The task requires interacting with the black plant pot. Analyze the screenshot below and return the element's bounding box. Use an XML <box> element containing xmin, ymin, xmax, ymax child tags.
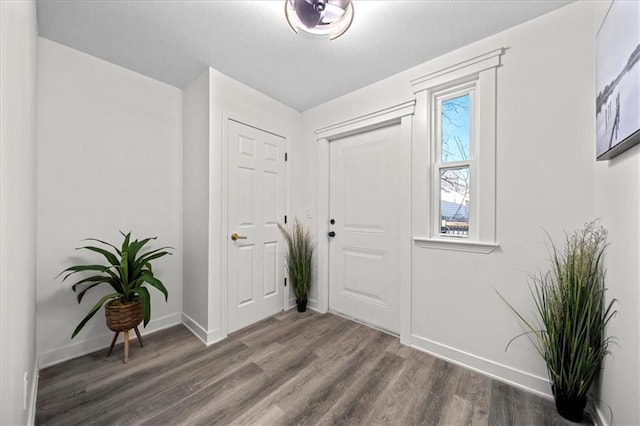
<box><xmin>296</xmin><ymin>298</ymin><xmax>307</xmax><ymax>312</ymax></box>
<box><xmin>554</xmin><ymin>393</ymin><xmax>587</xmax><ymax>422</ymax></box>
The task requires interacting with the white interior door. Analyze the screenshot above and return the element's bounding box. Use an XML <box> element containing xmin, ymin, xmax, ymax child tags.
<box><xmin>329</xmin><ymin>124</ymin><xmax>402</xmax><ymax>334</ymax></box>
<box><xmin>227</xmin><ymin>119</ymin><xmax>286</xmax><ymax>333</ymax></box>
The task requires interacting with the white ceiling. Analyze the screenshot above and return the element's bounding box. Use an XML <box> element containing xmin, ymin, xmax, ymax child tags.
<box><xmin>36</xmin><ymin>0</ymin><xmax>573</xmax><ymax>111</ymax></box>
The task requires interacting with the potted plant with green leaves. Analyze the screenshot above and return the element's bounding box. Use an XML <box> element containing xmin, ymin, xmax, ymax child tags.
<box><xmin>278</xmin><ymin>219</ymin><xmax>315</xmax><ymax>312</ymax></box>
<box><xmin>498</xmin><ymin>221</ymin><xmax>617</xmax><ymax>422</ymax></box>
<box><xmin>59</xmin><ymin>231</ymin><xmax>173</xmax><ymax>362</ymax></box>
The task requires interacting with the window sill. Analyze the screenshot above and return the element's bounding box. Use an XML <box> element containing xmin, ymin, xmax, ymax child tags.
<box><xmin>413</xmin><ymin>237</ymin><xmax>499</xmax><ymax>254</ymax></box>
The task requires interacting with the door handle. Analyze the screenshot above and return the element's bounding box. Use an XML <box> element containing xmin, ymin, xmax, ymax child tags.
<box><xmin>230</xmin><ymin>232</ymin><xmax>247</xmax><ymax>241</ymax></box>
<box><xmin>327</xmin><ymin>231</ymin><xmax>336</xmax><ymax>237</ymax></box>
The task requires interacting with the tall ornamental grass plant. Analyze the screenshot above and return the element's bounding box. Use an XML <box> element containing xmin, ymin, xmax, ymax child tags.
<box><xmin>278</xmin><ymin>219</ymin><xmax>314</xmax><ymax>311</ymax></box>
<box><xmin>498</xmin><ymin>221</ymin><xmax>616</xmax><ymax>421</ymax></box>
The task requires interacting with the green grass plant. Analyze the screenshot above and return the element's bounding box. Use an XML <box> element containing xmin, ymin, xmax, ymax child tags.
<box><xmin>278</xmin><ymin>219</ymin><xmax>314</xmax><ymax>302</ymax></box>
<box><xmin>498</xmin><ymin>221</ymin><xmax>616</xmax><ymax>403</ymax></box>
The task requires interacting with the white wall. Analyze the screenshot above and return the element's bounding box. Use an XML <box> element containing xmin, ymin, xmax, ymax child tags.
<box><xmin>0</xmin><ymin>0</ymin><xmax>39</xmax><ymax>423</ymax></box>
<box><xmin>411</xmin><ymin>1</ymin><xmax>597</xmax><ymax>396</ymax></box>
<box><xmin>592</xmin><ymin>4</ymin><xmax>640</xmax><ymax>425</ymax></box>
<box><xmin>182</xmin><ymin>67</ymin><xmax>302</xmax><ymax>343</ymax></box>
<box><xmin>182</xmin><ymin>71</ymin><xmax>211</xmax><ymax>336</ymax></box>
<box><xmin>593</xmin><ymin>147</ymin><xmax>640</xmax><ymax>425</ymax></box>
<box><xmin>300</xmin><ymin>0</ymin><xmax>627</xmax><ymax>406</ymax></box>
<box><xmin>36</xmin><ymin>38</ymin><xmax>184</xmax><ymax>367</ymax></box>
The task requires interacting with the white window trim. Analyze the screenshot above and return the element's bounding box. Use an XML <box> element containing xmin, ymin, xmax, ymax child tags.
<box><xmin>412</xmin><ymin>237</ymin><xmax>499</xmax><ymax>254</ymax></box>
<box><xmin>433</xmin><ymin>85</ymin><xmax>476</xmax><ymax>240</ymax></box>
<box><xmin>411</xmin><ymin>48</ymin><xmax>503</xmax><ymax>253</ymax></box>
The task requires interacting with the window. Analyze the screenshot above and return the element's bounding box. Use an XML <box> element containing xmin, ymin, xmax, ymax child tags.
<box><xmin>436</xmin><ymin>90</ymin><xmax>473</xmax><ymax>238</ymax></box>
<box><xmin>411</xmin><ymin>49</ymin><xmax>502</xmax><ymax>253</ymax></box>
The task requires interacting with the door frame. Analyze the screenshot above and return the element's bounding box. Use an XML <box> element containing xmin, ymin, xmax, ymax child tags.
<box><xmin>220</xmin><ymin>110</ymin><xmax>290</xmax><ymax>339</ymax></box>
<box><xmin>315</xmin><ymin>100</ymin><xmax>415</xmax><ymax>344</ymax></box>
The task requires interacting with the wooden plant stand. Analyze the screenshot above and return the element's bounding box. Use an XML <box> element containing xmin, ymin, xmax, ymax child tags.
<box><xmin>105</xmin><ymin>298</ymin><xmax>144</xmax><ymax>363</ymax></box>
<box><xmin>107</xmin><ymin>326</ymin><xmax>144</xmax><ymax>363</ymax></box>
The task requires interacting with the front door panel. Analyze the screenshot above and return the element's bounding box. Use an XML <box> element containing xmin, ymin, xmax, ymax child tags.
<box><xmin>329</xmin><ymin>124</ymin><xmax>401</xmax><ymax>334</ymax></box>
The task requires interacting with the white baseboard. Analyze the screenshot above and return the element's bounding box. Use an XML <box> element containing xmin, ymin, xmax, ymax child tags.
<box><xmin>410</xmin><ymin>334</ymin><xmax>552</xmax><ymax>399</ymax></box>
<box><xmin>593</xmin><ymin>401</ymin><xmax>610</xmax><ymax>426</ymax></box>
<box><xmin>38</xmin><ymin>312</ymin><xmax>182</xmax><ymax>369</ymax></box>
<box><xmin>27</xmin><ymin>357</ymin><xmax>39</xmax><ymax>426</ymax></box>
<box><xmin>181</xmin><ymin>313</ymin><xmax>224</xmax><ymax>346</ymax></box>
<box><xmin>307</xmin><ymin>298</ymin><xmax>321</xmax><ymax>312</ymax></box>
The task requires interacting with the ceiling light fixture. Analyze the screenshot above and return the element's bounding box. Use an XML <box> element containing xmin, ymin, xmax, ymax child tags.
<box><xmin>285</xmin><ymin>0</ymin><xmax>354</xmax><ymax>40</ymax></box>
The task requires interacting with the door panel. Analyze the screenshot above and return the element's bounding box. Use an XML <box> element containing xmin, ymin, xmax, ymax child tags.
<box><xmin>329</xmin><ymin>124</ymin><xmax>401</xmax><ymax>334</ymax></box>
<box><xmin>263</xmin><ymin>242</ymin><xmax>277</xmax><ymax>296</ymax></box>
<box><xmin>237</xmin><ymin>246</ymin><xmax>254</xmax><ymax>305</ymax></box>
<box><xmin>228</xmin><ymin>120</ymin><xmax>285</xmax><ymax>333</ymax></box>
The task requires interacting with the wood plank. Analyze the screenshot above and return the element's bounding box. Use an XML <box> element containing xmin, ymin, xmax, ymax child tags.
<box><xmin>238</xmin><ymin>309</ymin><xmax>320</xmax><ymax>348</ymax></box>
<box><xmin>230</xmin><ymin>402</ymin><xmax>285</xmax><ymax>425</ymax></box>
<box><xmin>418</xmin><ymin>358</ymin><xmax>465</xmax><ymax>425</ymax></box>
<box><xmin>230</xmin><ymin>322</ymin><xmax>382</xmax><ymax>426</ymax></box>
<box><xmin>316</xmin><ymin>352</ymin><xmax>405</xmax><ymax>425</ymax></box>
<box><xmin>274</xmin><ymin>330</ymin><xmax>398</xmax><ymax>425</ymax></box>
<box><xmin>36</xmin><ymin>313</ymin><xmax>581</xmax><ymax>426</ymax></box>
<box><xmin>37</xmin><ymin>325</ymin><xmax>197</xmax><ymax>403</ymax></box>
<box><xmin>102</xmin><ymin>341</ymin><xmax>285</xmax><ymax>425</ymax></box>
<box><xmin>139</xmin><ymin>362</ymin><xmax>266</xmax><ymax>426</ymax></box>
<box><xmin>165</xmin><ymin>351</ymin><xmax>319</xmax><ymax>425</ymax></box>
<box><xmin>365</xmin><ymin>351</ymin><xmax>437</xmax><ymax>425</ymax></box>
<box><xmin>453</xmin><ymin>367</ymin><xmax>492</xmax><ymax>424</ymax></box>
<box><xmin>439</xmin><ymin>394</ymin><xmax>475</xmax><ymax>425</ymax></box>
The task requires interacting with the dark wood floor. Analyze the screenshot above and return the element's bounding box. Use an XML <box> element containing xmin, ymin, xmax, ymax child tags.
<box><xmin>37</xmin><ymin>310</ymin><xmax>583</xmax><ymax>425</ymax></box>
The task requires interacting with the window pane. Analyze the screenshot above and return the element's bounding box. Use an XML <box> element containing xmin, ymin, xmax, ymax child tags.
<box><xmin>441</xmin><ymin>94</ymin><xmax>470</xmax><ymax>163</ymax></box>
<box><xmin>440</xmin><ymin>167</ymin><xmax>469</xmax><ymax>236</ymax></box>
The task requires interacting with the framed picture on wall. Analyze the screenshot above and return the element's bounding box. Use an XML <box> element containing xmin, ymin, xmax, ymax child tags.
<box><xmin>595</xmin><ymin>0</ymin><xmax>640</xmax><ymax>161</ymax></box>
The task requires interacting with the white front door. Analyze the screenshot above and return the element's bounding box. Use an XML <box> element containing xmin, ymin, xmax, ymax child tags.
<box><xmin>328</xmin><ymin>124</ymin><xmax>402</xmax><ymax>334</ymax></box>
<box><xmin>227</xmin><ymin>119</ymin><xmax>286</xmax><ymax>333</ymax></box>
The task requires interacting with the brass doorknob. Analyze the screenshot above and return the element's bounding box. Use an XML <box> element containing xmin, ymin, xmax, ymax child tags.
<box><xmin>230</xmin><ymin>232</ymin><xmax>247</xmax><ymax>241</ymax></box>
